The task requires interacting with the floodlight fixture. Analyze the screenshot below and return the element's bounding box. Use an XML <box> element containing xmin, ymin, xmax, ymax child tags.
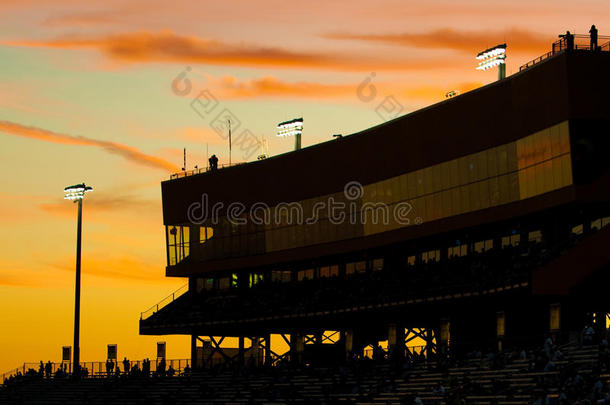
<box><xmin>277</xmin><ymin>117</ymin><xmax>303</xmax><ymax>150</ymax></box>
<box><xmin>476</xmin><ymin>44</ymin><xmax>506</xmax><ymax>80</ymax></box>
<box><xmin>64</xmin><ymin>183</ymin><xmax>93</xmax><ymax>201</ymax></box>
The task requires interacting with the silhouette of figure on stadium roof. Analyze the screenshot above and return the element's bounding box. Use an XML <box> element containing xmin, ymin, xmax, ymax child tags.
<box><xmin>590</xmin><ymin>25</ymin><xmax>598</xmax><ymax>50</ymax></box>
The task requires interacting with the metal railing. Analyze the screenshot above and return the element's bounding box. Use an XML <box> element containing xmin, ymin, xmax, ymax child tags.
<box><xmin>520</xmin><ymin>34</ymin><xmax>610</xmax><ymax>72</ymax></box>
<box><xmin>2</xmin><ymin>359</ymin><xmax>191</xmax><ymax>383</ymax></box>
<box><xmin>170</xmin><ymin>162</ymin><xmax>247</xmax><ymax>180</ymax></box>
<box><xmin>140</xmin><ymin>283</ymin><xmax>188</xmax><ymax>320</ymax></box>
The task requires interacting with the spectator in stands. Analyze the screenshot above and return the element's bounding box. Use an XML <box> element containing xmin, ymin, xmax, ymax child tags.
<box><xmin>583</xmin><ymin>324</ymin><xmax>596</xmax><ymax>345</ymax></box>
<box><xmin>44</xmin><ymin>361</ymin><xmax>52</xmax><ymax>378</ymax></box>
<box><xmin>122</xmin><ymin>357</ymin><xmax>130</xmax><ymax>375</ymax></box>
<box><xmin>38</xmin><ymin>361</ymin><xmax>43</xmax><ymax>376</ymax></box>
<box><xmin>544</xmin><ymin>334</ymin><xmax>554</xmax><ymax>359</ymax></box>
<box><xmin>157</xmin><ymin>358</ymin><xmax>166</xmax><ymax>376</ymax></box>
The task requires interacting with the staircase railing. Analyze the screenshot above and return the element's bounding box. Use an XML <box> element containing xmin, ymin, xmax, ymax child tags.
<box><xmin>140</xmin><ymin>283</ymin><xmax>188</xmax><ymax>320</ymax></box>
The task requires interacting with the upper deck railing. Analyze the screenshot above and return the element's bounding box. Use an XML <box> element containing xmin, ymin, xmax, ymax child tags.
<box><xmin>520</xmin><ymin>34</ymin><xmax>610</xmax><ymax>72</ymax></box>
<box><xmin>169</xmin><ymin>162</ymin><xmax>248</xmax><ymax>180</ymax></box>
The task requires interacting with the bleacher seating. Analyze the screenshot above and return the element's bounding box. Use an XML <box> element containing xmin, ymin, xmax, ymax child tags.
<box><xmin>1</xmin><ymin>343</ymin><xmax>602</xmax><ymax>404</ymax></box>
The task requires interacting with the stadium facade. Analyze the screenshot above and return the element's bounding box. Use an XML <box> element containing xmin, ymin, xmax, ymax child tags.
<box><xmin>140</xmin><ymin>43</ymin><xmax>610</xmax><ymax>367</ymax></box>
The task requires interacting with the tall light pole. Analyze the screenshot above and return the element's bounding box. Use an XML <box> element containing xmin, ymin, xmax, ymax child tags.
<box><xmin>277</xmin><ymin>117</ymin><xmax>303</xmax><ymax>151</ymax></box>
<box><xmin>476</xmin><ymin>44</ymin><xmax>507</xmax><ymax>81</ymax></box>
<box><xmin>64</xmin><ymin>183</ymin><xmax>93</xmax><ymax>378</ymax></box>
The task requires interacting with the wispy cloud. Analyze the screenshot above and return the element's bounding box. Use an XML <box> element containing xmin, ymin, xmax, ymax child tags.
<box><xmin>0</xmin><ymin>120</ymin><xmax>179</xmax><ymax>172</ymax></box>
<box><xmin>202</xmin><ymin>74</ymin><xmax>482</xmax><ymax>103</ymax></box>
<box><xmin>323</xmin><ymin>28</ymin><xmax>553</xmax><ymax>54</ymax></box>
<box><xmin>2</xmin><ymin>30</ymin><xmax>450</xmax><ymax>72</ymax></box>
<box><xmin>50</xmin><ymin>255</ymin><xmax>166</xmax><ymax>282</ymax></box>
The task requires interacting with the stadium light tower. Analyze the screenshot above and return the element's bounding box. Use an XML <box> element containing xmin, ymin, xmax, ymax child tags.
<box><xmin>64</xmin><ymin>183</ymin><xmax>93</xmax><ymax>378</ymax></box>
<box><xmin>277</xmin><ymin>117</ymin><xmax>304</xmax><ymax>151</ymax></box>
<box><xmin>476</xmin><ymin>44</ymin><xmax>507</xmax><ymax>81</ymax></box>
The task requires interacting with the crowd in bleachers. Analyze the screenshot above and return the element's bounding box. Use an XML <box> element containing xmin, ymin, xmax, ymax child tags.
<box><xmin>3</xmin><ymin>334</ymin><xmax>610</xmax><ymax>404</ymax></box>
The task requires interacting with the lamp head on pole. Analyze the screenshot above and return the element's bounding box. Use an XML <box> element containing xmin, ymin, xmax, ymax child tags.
<box><xmin>64</xmin><ymin>183</ymin><xmax>93</xmax><ymax>202</ymax></box>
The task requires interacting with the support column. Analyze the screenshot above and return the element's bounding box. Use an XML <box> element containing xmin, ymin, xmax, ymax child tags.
<box><xmin>190</xmin><ymin>334</ymin><xmax>198</xmax><ymax>369</ymax></box>
<box><xmin>439</xmin><ymin>319</ymin><xmax>450</xmax><ymax>353</ymax></box>
<box><xmin>425</xmin><ymin>329</ymin><xmax>434</xmax><ymax>360</ymax></box>
<box><xmin>264</xmin><ymin>334</ymin><xmax>271</xmax><ymax>365</ymax></box>
<box><xmin>388</xmin><ymin>324</ymin><xmax>405</xmax><ymax>360</ymax></box>
<box><xmin>238</xmin><ymin>336</ymin><xmax>245</xmax><ymax>365</ymax></box>
<box><xmin>344</xmin><ymin>330</ymin><xmax>354</xmax><ymax>360</ymax></box>
<box><xmin>496</xmin><ymin>312</ymin><xmax>505</xmax><ymax>352</ymax></box>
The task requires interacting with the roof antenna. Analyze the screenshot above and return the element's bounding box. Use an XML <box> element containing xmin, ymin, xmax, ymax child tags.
<box><xmin>182</xmin><ymin>148</ymin><xmax>186</xmax><ymax>171</ymax></box>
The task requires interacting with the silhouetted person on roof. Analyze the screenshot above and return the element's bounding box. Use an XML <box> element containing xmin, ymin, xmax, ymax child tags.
<box><xmin>559</xmin><ymin>31</ymin><xmax>574</xmax><ymax>51</ymax></box>
<box><xmin>209</xmin><ymin>154</ymin><xmax>218</xmax><ymax>171</ymax></box>
<box><xmin>590</xmin><ymin>25</ymin><xmax>598</xmax><ymax>50</ymax></box>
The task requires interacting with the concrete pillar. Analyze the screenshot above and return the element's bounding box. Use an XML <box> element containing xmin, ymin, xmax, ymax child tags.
<box><xmin>388</xmin><ymin>324</ymin><xmax>405</xmax><ymax>360</ymax></box>
<box><xmin>440</xmin><ymin>319</ymin><xmax>450</xmax><ymax>352</ymax></box>
<box><xmin>190</xmin><ymin>335</ymin><xmax>198</xmax><ymax>369</ymax></box>
<box><xmin>238</xmin><ymin>336</ymin><xmax>245</xmax><ymax>365</ymax></box>
<box><xmin>264</xmin><ymin>334</ymin><xmax>272</xmax><ymax>365</ymax></box>
<box><xmin>425</xmin><ymin>329</ymin><xmax>434</xmax><ymax>359</ymax></box>
<box><xmin>496</xmin><ymin>312</ymin><xmax>505</xmax><ymax>352</ymax></box>
<box><xmin>344</xmin><ymin>330</ymin><xmax>354</xmax><ymax>360</ymax></box>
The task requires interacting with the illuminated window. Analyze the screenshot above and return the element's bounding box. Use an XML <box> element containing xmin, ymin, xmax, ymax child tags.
<box><xmin>422</xmin><ymin>250</ymin><xmax>440</xmax><ymax>263</ymax></box>
<box><xmin>298</xmin><ymin>268</ymin><xmax>314</xmax><ymax>281</ymax></box>
<box><xmin>167</xmin><ymin>226</ymin><xmax>189</xmax><ymax>266</ymax></box>
<box><xmin>218</xmin><ymin>277</ymin><xmax>230</xmax><ymax>289</ymax></box>
<box><xmin>320</xmin><ymin>265</ymin><xmax>339</xmax><ymax>278</ymax></box>
<box><xmin>528</xmin><ymin>230</ymin><xmax>542</xmax><ymax>243</ymax></box>
<box><xmin>372</xmin><ymin>258</ymin><xmax>384</xmax><ymax>271</ymax></box>
<box><xmin>272</xmin><ymin>270</ymin><xmax>292</xmax><ymax>283</ymax></box>
<box><xmin>550</xmin><ymin>303</ymin><xmax>561</xmax><ymax>331</ymax></box>
<box><xmin>407</xmin><ymin>255</ymin><xmax>416</xmax><ymax>266</ymax></box>
<box><xmin>572</xmin><ymin>224</ymin><xmax>583</xmax><ymax>235</ymax></box>
<box><xmin>249</xmin><ymin>272</ymin><xmax>264</xmax><ymax>287</ymax></box>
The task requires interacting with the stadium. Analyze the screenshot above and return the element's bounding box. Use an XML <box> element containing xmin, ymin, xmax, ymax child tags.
<box><xmin>3</xmin><ymin>32</ymin><xmax>610</xmax><ymax>405</ymax></box>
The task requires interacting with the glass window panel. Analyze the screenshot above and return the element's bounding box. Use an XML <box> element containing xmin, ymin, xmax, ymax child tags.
<box><xmin>485</xmin><ymin>239</ymin><xmax>494</xmax><ymax>250</ymax></box>
<box><xmin>487</xmin><ymin>147</ymin><xmax>499</xmax><ymax>177</ymax></box>
<box><xmin>497</xmin><ymin>144</ymin><xmax>508</xmax><ymax>175</ymax></box>
<box><xmin>423</xmin><ymin>167</ymin><xmax>434</xmax><ymax>195</ymax></box>
<box><xmin>432</xmin><ymin>164</ymin><xmax>442</xmax><ymax>194</ymax></box>
<box><xmin>407</xmin><ymin>172</ymin><xmax>418</xmax><ymax>200</ymax></box>
<box><xmin>479</xmin><ymin>179</ymin><xmax>490</xmax><ymax>210</ymax></box>
<box><xmin>476</xmin><ymin>151</ymin><xmax>488</xmax><ymax>182</ymax></box>
<box><xmin>449</xmin><ymin>158</ymin><xmax>460</xmax><ymax>188</ymax></box>
<box><xmin>440</xmin><ymin>161</ymin><xmax>451</xmax><ymax>191</ymax></box>
<box><xmin>407</xmin><ymin>255</ymin><xmax>416</xmax><ymax>266</ymax></box>
<box><xmin>591</xmin><ymin>218</ymin><xmax>602</xmax><ymax>230</ymax></box>
<box><xmin>415</xmin><ymin>169</ymin><xmax>425</xmax><ymax>197</ymax></box>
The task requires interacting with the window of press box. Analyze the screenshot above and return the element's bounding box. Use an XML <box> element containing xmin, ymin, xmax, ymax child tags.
<box><xmin>421</xmin><ymin>250</ymin><xmax>439</xmax><ymax>263</ymax></box>
<box><xmin>346</xmin><ymin>261</ymin><xmax>366</xmax><ymax>276</ymax></box>
<box><xmin>298</xmin><ymin>268</ymin><xmax>315</xmax><ymax>281</ymax></box>
<box><xmin>474</xmin><ymin>240</ymin><xmax>494</xmax><ymax>253</ymax></box>
<box><xmin>167</xmin><ymin>226</ymin><xmax>189</xmax><ymax>266</ymax></box>
<box><xmin>448</xmin><ymin>244</ymin><xmax>467</xmax><ymax>258</ymax></box>
<box><xmin>196</xmin><ymin>278</ymin><xmax>214</xmax><ymax>292</ymax></box>
<box><xmin>272</xmin><ymin>270</ymin><xmax>292</xmax><ymax>283</ymax></box>
<box><xmin>372</xmin><ymin>258</ymin><xmax>384</xmax><ymax>271</ymax></box>
<box><xmin>591</xmin><ymin>217</ymin><xmax>610</xmax><ymax>231</ymax></box>
<box><xmin>501</xmin><ymin>234</ymin><xmax>520</xmax><ymax>248</ymax></box>
<box><xmin>528</xmin><ymin>230</ymin><xmax>542</xmax><ymax>243</ymax></box>
<box><xmin>319</xmin><ymin>265</ymin><xmax>339</xmax><ymax>278</ymax></box>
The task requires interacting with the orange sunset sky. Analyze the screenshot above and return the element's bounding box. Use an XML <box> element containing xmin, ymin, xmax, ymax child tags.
<box><xmin>0</xmin><ymin>0</ymin><xmax>606</xmax><ymax>373</ymax></box>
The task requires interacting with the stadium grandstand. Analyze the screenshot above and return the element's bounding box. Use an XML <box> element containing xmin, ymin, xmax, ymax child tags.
<box><xmin>4</xmin><ymin>30</ymin><xmax>610</xmax><ymax>405</ymax></box>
